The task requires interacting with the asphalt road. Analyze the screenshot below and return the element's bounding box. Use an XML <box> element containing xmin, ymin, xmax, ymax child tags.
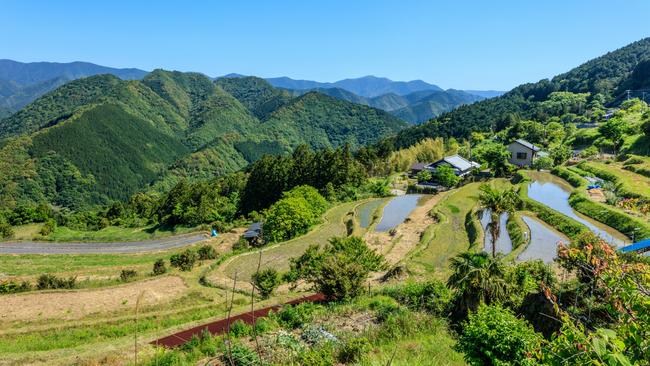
<box><xmin>0</xmin><ymin>233</ymin><xmax>209</xmax><ymax>254</ymax></box>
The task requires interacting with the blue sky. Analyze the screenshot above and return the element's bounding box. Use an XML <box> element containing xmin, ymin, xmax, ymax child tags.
<box><xmin>1</xmin><ymin>0</ymin><xmax>649</xmax><ymax>90</ymax></box>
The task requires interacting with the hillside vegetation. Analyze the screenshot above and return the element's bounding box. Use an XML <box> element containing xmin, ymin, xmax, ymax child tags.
<box><xmin>0</xmin><ymin>73</ymin><xmax>406</xmax><ymax>208</ymax></box>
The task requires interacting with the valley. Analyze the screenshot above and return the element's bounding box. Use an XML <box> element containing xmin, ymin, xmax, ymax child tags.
<box><xmin>1</xmin><ymin>33</ymin><xmax>650</xmax><ymax>366</ymax></box>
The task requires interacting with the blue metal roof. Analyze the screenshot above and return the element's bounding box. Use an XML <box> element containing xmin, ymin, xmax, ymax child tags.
<box><xmin>619</xmin><ymin>238</ymin><xmax>650</xmax><ymax>253</ymax></box>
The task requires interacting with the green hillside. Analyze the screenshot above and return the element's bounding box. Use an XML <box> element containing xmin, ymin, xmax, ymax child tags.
<box><xmin>391</xmin><ymin>37</ymin><xmax>650</xmax><ymax>147</ymax></box>
<box><xmin>0</xmin><ymin>71</ymin><xmax>406</xmax><ymax>209</ymax></box>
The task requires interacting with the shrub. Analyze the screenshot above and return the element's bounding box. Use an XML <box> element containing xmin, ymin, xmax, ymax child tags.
<box><xmin>197</xmin><ymin>245</ymin><xmax>217</xmax><ymax>260</ymax></box>
<box><xmin>274</xmin><ymin>303</ymin><xmax>321</xmax><ymax>329</ymax></box>
<box><xmin>579</xmin><ymin>145</ymin><xmax>598</xmax><ymax>158</ymax></box>
<box><xmin>457</xmin><ymin>304</ymin><xmax>542</xmax><ymax>366</ymax></box>
<box><xmin>0</xmin><ymin>222</ymin><xmax>14</xmax><ymax>239</ymax></box>
<box><xmin>253</xmin><ymin>317</ymin><xmax>278</xmax><ymax>334</ymax></box>
<box><xmin>36</xmin><ymin>274</ymin><xmax>76</xmax><ymax>289</ymax></box>
<box><xmin>337</xmin><ymin>337</ymin><xmax>371</xmax><ymax>363</ymax></box>
<box><xmin>170</xmin><ymin>249</ymin><xmax>198</xmax><ymax>271</ymax></box>
<box><xmin>0</xmin><ymin>280</ymin><xmax>31</xmax><ymax>294</ymax></box>
<box><xmin>152</xmin><ymin>259</ymin><xmax>167</xmax><ymax>275</ymax></box>
<box><xmin>286</xmin><ymin>236</ymin><xmax>385</xmax><ymax>301</ymax></box>
<box><xmin>435</xmin><ymin>165</ymin><xmax>460</xmax><ymax>188</ymax></box>
<box><xmin>229</xmin><ymin>319</ymin><xmax>253</xmax><ymax>338</ymax></box>
<box><xmin>381</xmin><ymin>280</ymin><xmax>452</xmax><ymax>315</ymax></box>
<box><xmin>39</xmin><ymin>218</ymin><xmax>57</xmax><ymax>236</ymax></box>
<box><xmin>296</xmin><ymin>345</ymin><xmax>336</xmax><ymax>366</ymax></box>
<box><xmin>120</xmin><ymin>269</ymin><xmax>137</xmax><ymax>282</ymax></box>
<box><xmin>233</xmin><ymin>238</ymin><xmax>250</xmax><ymax>251</ymax></box>
<box><xmin>251</xmin><ymin>268</ymin><xmax>281</xmax><ymax>299</ymax></box>
<box><xmin>532</xmin><ymin>156</ymin><xmax>554</xmax><ymax>170</ymax></box>
<box><xmin>222</xmin><ymin>343</ymin><xmax>260</xmax><ymax>366</ymax></box>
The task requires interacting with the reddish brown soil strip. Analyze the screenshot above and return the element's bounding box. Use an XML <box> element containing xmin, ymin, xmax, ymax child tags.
<box><xmin>150</xmin><ymin>293</ymin><xmax>327</xmax><ymax>348</ymax></box>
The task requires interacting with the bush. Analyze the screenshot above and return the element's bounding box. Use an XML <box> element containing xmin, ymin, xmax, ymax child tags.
<box><xmin>381</xmin><ymin>280</ymin><xmax>452</xmax><ymax>315</ymax></box>
<box><xmin>0</xmin><ymin>280</ymin><xmax>31</xmax><ymax>294</ymax></box>
<box><xmin>120</xmin><ymin>269</ymin><xmax>137</xmax><ymax>282</ymax></box>
<box><xmin>197</xmin><ymin>245</ymin><xmax>217</xmax><ymax>260</ymax></box>
<box><xmin>263</xmin><ymin>196</ymin><xmax>316</xmax><ymax>242</ymax></box>
<box><xmin>170</xmin><ymin>249</ymin><xmax>198</xmax><ymax>271</ymax></box>
<box><xmin>39</xmin><ymin>218</ymin><xmax>57</xmax><ymax>236</ymax></box>
<box><xmin>274</xmin><ymin>303</ymin><xmax>321</xmax><ymax>329</ymax></box>
<box><xmin>251</xmin><ymin>268</ymin><xmax>281</xmax><ymax>299</ymax></box>
<box><xmin>229</xmin><ymin>319</ymin><xmax>253</xmax><ymax>338</ymax></box>
<box><xmin>435</xmin><ymin>165</ymin><xmax>460</xmax><ymax>188</ymax></box>
<box><xmin>532</xmin><ymin>156</ymin><xmax>554</xmax><ymax>170</ymax></box>
<box><xmin>152</xmin><ymin>259</ymin><xmax>167</xmax><ymax>275</ymax></box>
<box><xmin>457</xmin><ymin>304</ymin><xmax>542</xmax><ymax>366</ymax></box>
<box><xmin>286</xmin><ymin>236</ymin><xmax>385</xmax><ymax>301</ymax></box>
<box><xmin>337</xmin><ymin>337</ymin><xmax>371</xmax><ymax>363</ymax></box>
<box><xmin>36</xmin><ymin>274</ymin><xmax>76</xmax><ymax>290</ymax></box>
<box><xmin>0</xmin><ymin>222</ymin><xmax>14</xmax><ymax>239</ymax></box>
<box><xmin>296</xmin><ymin>345</ymin><xmax>337</xmax><ymax>366</ymax></box>
<box><xmin>233</xmin><ymin>238</ymin><xmax>250</xmax><ymax>251</ymax></box>
<box><xmin>222</xmin><ymin>343</ymin><xmax>260</xmax><ymax>366</ymax></box>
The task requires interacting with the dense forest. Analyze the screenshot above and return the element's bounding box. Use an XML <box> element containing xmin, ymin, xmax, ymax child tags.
<box><xmin>0</xmin><ymin>72</ymin><xmax>406</xmax><ymax>209</ymax></box>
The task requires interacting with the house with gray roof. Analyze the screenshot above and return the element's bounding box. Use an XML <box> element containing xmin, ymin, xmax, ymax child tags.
<box><xmin>507</xmin><ymin>139</ymin><xmax>546</xmax><ymax>167</ymax></box>
<box><xmin>427</xmin><ymin>154</ymin><xmax>481</xmax><ymax>177</ymax></box>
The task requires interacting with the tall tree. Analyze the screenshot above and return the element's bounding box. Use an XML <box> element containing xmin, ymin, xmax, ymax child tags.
<box><xmin>478</xmin><ymin>184</ymin><xmax>519</xmax><ymax>256</ymax></box>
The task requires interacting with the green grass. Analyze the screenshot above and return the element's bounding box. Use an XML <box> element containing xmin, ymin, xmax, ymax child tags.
<box><xmin>583</xmin><ymin>161</ymin><xmax>650</xmax><ymax>199</ymax></box>
<box><xmin>408</xmin><ymin>183</ymin><xmax>480</xmax><ymax>277</ymax></box>
<box><xmin>44</xmin><ymin>225</ymin><xmax>199</xmax><ymax>242</ymax></box>
<box><xmin>360</xmin><ymin>329</ymin><xmax>466</xmax><ymax>366</ymax></box>
<box><xmin>220</xmin><ymin>201</ymin><xmax>358</xmax><ymax>281</ymax></box>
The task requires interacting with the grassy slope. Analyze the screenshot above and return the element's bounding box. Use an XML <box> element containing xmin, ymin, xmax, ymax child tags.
<box><xmin>220</xmin><ymin>201</ymin><xmax>358</xmax><ymax>281</ymax></box>
<box><xmin>583</xmin><ymin>160</ymin><xmax>650</xmax><ymax>198</ymax></box>
<box><xmin>408</xmin><ymin>182</ymin><xmax>480</xmax><ymax>277</ymax></box>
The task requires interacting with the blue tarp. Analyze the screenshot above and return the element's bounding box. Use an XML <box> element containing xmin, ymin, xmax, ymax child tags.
<box><xmin>619</xmin><ymin>239</ymin><xmax>650</xmax><ymax>253</ymax></box>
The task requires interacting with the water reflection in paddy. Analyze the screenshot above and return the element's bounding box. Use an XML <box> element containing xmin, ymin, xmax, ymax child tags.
<box><xmin>375</xmin><ymin>195</ymin><xmax>423</xmax><ymax>232</ymax></box>
<box><xmin>357</xmin><ymin>199</ymin><xmax>386</xmax><ymax>228</ymax></box>
<box><xmin>526</xmin><ymin>172</ymin><xmax>627</xmax><ymax>247</ymax></box>
<box><xmin>517</xmin><ymin>215</ymin><xmax>568</xmax><ymax>263</ymax></box>
<box><xmin>479</xmin><ymin>209</ymin><xmax>512</xmax><ymax>254</ymax></box>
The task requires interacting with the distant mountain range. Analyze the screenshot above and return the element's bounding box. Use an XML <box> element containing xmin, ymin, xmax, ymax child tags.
<box><xmin>0</xmin><ymin>59</ymin><xmax>147</xmax><ymax>116</ymax></box>
<box><xmin>0</xmin><ymin>59</ymin><xmax>504</xmax><ymax>123</ymax></box>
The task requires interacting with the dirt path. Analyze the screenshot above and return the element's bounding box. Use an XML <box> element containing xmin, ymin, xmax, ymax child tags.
<box><xmin>0</xmin><ymin>233</ymin><xmax>209</xmax><ymax>254</ymax></box>
<box><xmin>0</xmin><ymin>276</ymin><xmax>188</xmax><ymax>323</ymax></box>
<box><xmin>365</xmin><ymin>193</ymin><xmax>447</xmax><ymax>266</ymax></box>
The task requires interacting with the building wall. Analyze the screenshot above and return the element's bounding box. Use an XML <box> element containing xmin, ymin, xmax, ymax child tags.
<box><xmin>507</xmin><ymin>143</ymin><xmax>534</xmax><ymax>167</ymax></box>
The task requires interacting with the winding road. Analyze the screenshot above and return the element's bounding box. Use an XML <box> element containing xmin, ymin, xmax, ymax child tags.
<box><xmin>0</xmin><ymin>233</ymin><xmax>209</xmax><ymax>254</ymax></box>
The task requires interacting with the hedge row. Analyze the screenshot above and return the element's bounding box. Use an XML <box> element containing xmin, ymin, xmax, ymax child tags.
<box><xmin>551</xmin><ymin>167</ymin><xmax>586</xmax><ymax>188</ymax></box>
<box><xmin>624</xmin><ymin>165</ymin><xmax>650</xmax><ymax>179</ymax></box>
<box><xmin>515</xmin><ymin>171</ymin><xmax>588</xmax><ymax>240</ymax></box>
<box><xmin>576</xmin><ymin>162</ymin><xmax>641</xmax><ymax>199</ymax></box>
<box><xmin>569</xmin><ymin>193</ymin><xmax>650</xmax><ymax>241</ymax></box>
<box><xmin>521</xmin><ymin>198</ymin><xmax>588</xmax><ymax>240</ymax></box>
<box><xmin>506</xmin><ymin>214</ymin><xmax>527</xmax><ymax>250</ymax></box>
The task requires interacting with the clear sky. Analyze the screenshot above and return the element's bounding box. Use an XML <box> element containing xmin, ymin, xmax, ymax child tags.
<box><xmin>1</xmin><ymin>0</ymin><xmax>649</xmax><ymax>90</ymax></box>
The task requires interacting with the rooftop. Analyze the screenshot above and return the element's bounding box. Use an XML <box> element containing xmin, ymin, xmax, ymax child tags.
<box><xmin>512</xmin><ymin>139</ymin><xmax>541</xmax><ymax>152</ymax></box>
<box><xmin>433</xmin><ymin>154</ymin><xmax>480</xmax><ymax>171</ymax></box>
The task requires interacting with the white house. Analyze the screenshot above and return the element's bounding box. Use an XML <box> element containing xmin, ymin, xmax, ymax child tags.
<box><xmin>410</xmin><ymin>155</ymin><xmax>481</xmax><ymax>180</ymax></box>
<box><xmin>507</xmin><ymin>139</ymin><xmax>547</xmax><ymax>167</ymax></box>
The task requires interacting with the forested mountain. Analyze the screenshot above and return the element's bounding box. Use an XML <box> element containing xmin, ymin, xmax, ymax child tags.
<box><xmin>0</xmin><ymin>73</ymin><xmax>406</xmax><ymax>208</ymax></box>
<box><xmin>286</xmin><ymin>86</ymin><xmax>484</xmax><ymax>123</ymax></box>
<box><xmin>390</xmin><ymin>37</ymin><xmax>650</xmax><ymax>148</ymax></box>
<box><xmin>265</xmin><ymin>75</ymin><xmax>443</xmax><ymax>97</ymax></box>
<box><xmin>0</xmin><ymin>59</ymin><xmax>148</xmax><ymax>114</ymax></box>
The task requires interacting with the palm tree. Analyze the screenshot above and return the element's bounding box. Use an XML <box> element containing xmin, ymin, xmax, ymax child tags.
<box><xmin>478</xmin><ymin>184</ymin><xmax>519</xmax><ymax>257</ymax></box>
<box><xmin>447</xmin><ymin>251</ymin><xmax>509</xmax><ymax>314</ymax></box>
